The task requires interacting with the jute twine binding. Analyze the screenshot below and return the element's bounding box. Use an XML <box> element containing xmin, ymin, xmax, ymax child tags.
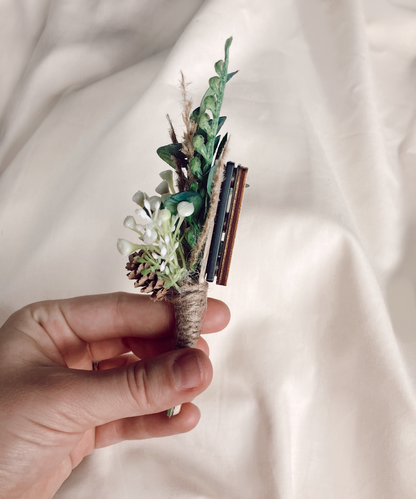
<box><xmin>165</xmin><ymin>278</ymin><xmax>209</xmax><ymax>348</ymax></box>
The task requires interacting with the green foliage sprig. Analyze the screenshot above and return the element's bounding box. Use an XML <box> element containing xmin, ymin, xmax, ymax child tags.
<box><xmin>156</xmin><ymin>37</ymin><xmax>237</xmax><ymax>248</ymax></box>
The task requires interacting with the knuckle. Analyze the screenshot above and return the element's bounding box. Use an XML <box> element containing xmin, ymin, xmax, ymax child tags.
<box><xmin>125</xmin><ymin>361</ymin><xmax>154</xmax><ymax>414</ymax></box>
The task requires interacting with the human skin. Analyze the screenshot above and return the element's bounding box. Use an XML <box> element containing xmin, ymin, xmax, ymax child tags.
<box><xmin>0</xmin><ymin>292</ymin><xmax>230</xmax><ymax>499</ymax></box>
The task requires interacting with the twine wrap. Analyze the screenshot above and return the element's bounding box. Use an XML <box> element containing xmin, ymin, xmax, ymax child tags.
<box><xmin>166</xmin><ymin>278</ymin><xmax>209</xmax><ymax>348</ymax></box>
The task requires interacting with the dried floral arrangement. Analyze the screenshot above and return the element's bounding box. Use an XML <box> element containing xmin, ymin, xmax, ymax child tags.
<box><xmin>117</xmin><ymin>38</ymin><xmax>247</xmax><ymax>415</ymax></box>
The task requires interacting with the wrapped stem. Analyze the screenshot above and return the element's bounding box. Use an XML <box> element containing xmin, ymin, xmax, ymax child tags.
<box><xmin>166</xmin><ymin>278</ymin><xmax>208</xmax><ymax>348</ymax></box>
<box><xmin>165</xmin><ymin>278</ymin><xmax>208</xmax><ymax>418</ymax></box>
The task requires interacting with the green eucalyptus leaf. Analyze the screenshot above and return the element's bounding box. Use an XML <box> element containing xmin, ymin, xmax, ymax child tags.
<box><xmin>209</xmin><ymin>76</ymin><xmax>220</xmax><ymax>94</ymax></box>
<box><xmin>190</xmin><ymin>157</ymin><xmax>202</xmax><ymax>178</ymax></box>
<box><xmin>163</xmin><ymin>191</ymin><xmax>203</xmax><ymax>217</ymax></box>
<box><xmin>193</xmin><ymin>134</ymin><xmax>206</xmax><ymax>148</ymax></box>
<box><xmin>157</xmin><ymin>143</ymin><xmax>186</xmax><ymax>168</ymax></box>
<box><xmin>204</xmin><ymin>95</ymin><xmax>217</xmax><ymax>115</ymax></box>
<box><xmin>215</xmin><ymin>60</ymin><xmax>224</xmax><ymax>76</ymax></box>
<box><xmin>199</xmin><ymin>87</ymin><xmax>215</xmax><ymax>115</ymax></box>
<box><xmin>198</xmin><ymin>113</ymin><xmax>212</xmax><ymax>135</ymax></box>
<box><xmin>189</xmin><ymin>181</ymin><xmax>199</xmax><ymax>192</ymax></box>
<box><xmin>193</xmin><ymin>134</ymin><xmax>209</xmax><ymax>162</ymax></box>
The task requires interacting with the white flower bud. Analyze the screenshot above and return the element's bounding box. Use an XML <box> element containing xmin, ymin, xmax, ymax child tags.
<box><xmin>143</xmin><ymin>228</ymin><xmax>157</xmax><ymax>245</ymax></box>
<box><xmin>144</xmin><ymin>199</ymin><xmax>151</xmax><ymax>211</ymax></box>
<box><xmin>148</xmin><ymin>196</ymin><xmax>161</xmax><ymax>211</ymax></box>
<box><xmin>177</xmin><ymin>201</ymin><xmax>194</xmax><ymax>217</ymax></box>
<box><xmin>155</xmin><ymin>180</ymin><xmax>170</xmax><ymax>195</ymax></box>
<box><xmin>132</xmin><ymin>190</ymin><xmax>148</xmax><ymax>207</ymax></box>
<box><xmin>123</xmin><ymin>216</ymin><xmax>136</xmax><ymax>230</ymax></box>
<box><xmin>159</xmin><ymin>170</ymin><xmax>173</xmax><ymax>182</ymax></box>
<box><xmin>117</xmin><ymin>239</ymin><xmax>141</xmax><ymax>256</ymax></box>
<box><xmin>159</xmin><ymin>170</ymin><xmax>175</xmax><ymax>193</ymax></box>
<box><xmin>158</xmin><ymin>209</ymin><xmax>171</xmax><ymax>223</ymax></box>
<box><xmin>135</xmin><ymin>207</ymin><xmax>151</xmax><ymax>225</ymax></box>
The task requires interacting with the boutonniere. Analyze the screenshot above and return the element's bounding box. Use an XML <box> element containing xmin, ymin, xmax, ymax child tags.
<box><xmin>117</xmin><ymin>38</ymin><xmax>248</xmax><ymax>415</ymax></box>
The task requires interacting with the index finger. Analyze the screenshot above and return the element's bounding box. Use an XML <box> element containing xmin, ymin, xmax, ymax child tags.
<box><xmin>31</xmin><ymin>292</ymin><xmax>230</xmax><ymax>344</ymax></box>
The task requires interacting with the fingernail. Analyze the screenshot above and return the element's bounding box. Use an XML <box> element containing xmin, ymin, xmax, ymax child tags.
<box><xmin>173</xmin><ymin>352</ymin><xmax>203</xmax><ymax>390</ymax></box>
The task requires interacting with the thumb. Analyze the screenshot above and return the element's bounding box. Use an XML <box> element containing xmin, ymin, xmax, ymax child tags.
<box><xmin>40</xmin><ymin>349</ymin><xmax>213</xmax><ymax>431</ymax></box>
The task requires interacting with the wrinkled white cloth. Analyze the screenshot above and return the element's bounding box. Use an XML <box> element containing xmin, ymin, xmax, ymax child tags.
<box><xmin>1</xmin><ymin>0</ymin><xmax>416</xmax><ymax>497</ymax></box>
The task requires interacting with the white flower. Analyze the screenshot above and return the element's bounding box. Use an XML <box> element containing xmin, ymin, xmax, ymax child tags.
<box><xmin>159</xmin><ymin>170</ymin><xmax>175</xmax><ymax>193</ymax></box>
<box><xmin>135</xmin><ymin>207</ymin><xmax>151</xmax><ymax>225</ymax></box>
<box><xmin>158</xmin><ymin>208</ymin><xmax>171</xmax><ymax>222</ymax></box>
<box><xmin>155</xmin><ymin>180</ymin><xmax>170</xmax><ymax>195</ymax></box>
<box><xmin>143</xmin><ymin>227</ymin><xmax>157</xmax><ymax>245</ymax></box>
<box><xmin>123</xmin><ymin>216</ymin><xmax>136</xmax><ymax>230</ymax></box>
<box><xmin>132</xmin><ymin>190</ymin><xmax>148</xmax><ymax>207</ymax></box>
<box><xmin>177</xmin><ymin>201</ymin><xmax>194</xmax><ymax>217</ymax></box>
<box><xmin>117</xmin><ymin>239</ymin><xmax>141</xmax><ymax>256</ymax></box>
<box><xmin>148</xmin><ymin>196</ymin><xmax>161</xmax><ymax>211</ymax></box>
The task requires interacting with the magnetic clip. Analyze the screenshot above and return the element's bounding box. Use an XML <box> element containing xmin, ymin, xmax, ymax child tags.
<box><xmin>205</xmin><ymin>162</ymin><xmax>248</xmax><ymax>286</ymax></box>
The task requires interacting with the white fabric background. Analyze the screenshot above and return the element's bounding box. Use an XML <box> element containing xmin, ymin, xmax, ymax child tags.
<box><xmin>1</xmin><ymin>0</ymin><xmax>416</xmax><ymax>497</ymax></box>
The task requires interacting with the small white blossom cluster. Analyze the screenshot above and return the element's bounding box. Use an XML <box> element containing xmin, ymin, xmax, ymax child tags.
<box><xmin>117</xmin><ymin>170</ymin><xmax>194</xmax><ymax>289</ymax></box>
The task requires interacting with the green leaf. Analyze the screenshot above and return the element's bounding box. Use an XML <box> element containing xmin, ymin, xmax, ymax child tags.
<box><xmin>225</xmin><ymin>36</ymin><xmax>233</xmax><ymax>53</ymax></box>
<box><xmin>204</xmin><ymin>95</ymin><xmax>217</xmax><ymax>115</ymax></box>
<box><xmin>141</xmin><ymin>268</ymin><xmax>152</xmax><ymax>276</ymax></box>
<box><xmin>156</xmin><ymin>143</ymin><xmax>186</xmax><ymax>168</ymax></box>
<box><xmin>185</xmin><ymin>226</ymin><xmax>199</xmax><ymax>248</ymax></box>
<box><xmin>215</xmin><ymin>133</ymin><xmax>228</xmax><ymax>161</ymax></box>
<box><xmin>227</xmin><ymin>70</ymin><xmax>239</xmax><ymax>82</ymax></box>
<box><xmin>199</xmin><ymin>87</ymin><xmax>215</xmax><ymax>115</ymax></box>
<box><xmin>190</xmin><ymin>106</ymin><xmax>200</xmax><ymax>123</ymax></box>
<box><xmin>207</xmin><ymin>163</ymin><xmax>217</xmax><ymax>197</ymax></box>
<box><xmin>216</xmin><ymin>116</ymin><xmax>227</xmax><ymax>134</ymax></box>
<box><xmin>189</xmin><ymin>181</ymin><xmax>199</xmax><ymax>191</ymax></box>
<box><xmin>193</xmin><ymin>134</ymin><xmax>209</xmax><ymax>162</ymax></box>
<box><xmin>163</xmin><ymin>191</ymin><xmax>203</xmax><ymax>218</ymax></box>
<box><xmin>198</xmin><ymin>113</ymin><xmax>212</xmax><ymax>135</ymax></box>
<box><xmin>215</xmin><ymin>60</ymin><xmax>224</xmax><ymax>76</ymax></box>
<box><xmin>209</xmin><ymin>76</ymin><xmax>220</xmax><ymax>94</ymax></box>
<box><xmin>190</xmin><ymin>157</ymin><xmax>202</xmax><ymax>178</ymax></box>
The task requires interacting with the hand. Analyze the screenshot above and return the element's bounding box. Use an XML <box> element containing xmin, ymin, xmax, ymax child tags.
<box><xmin>0</xmin><ymin>292</ymin><xmax>230</xmax><ymax>499</ymax></box>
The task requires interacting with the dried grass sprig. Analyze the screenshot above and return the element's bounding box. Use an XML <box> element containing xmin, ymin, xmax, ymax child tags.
<box><xmin>166</xmin><ymin>114</ymin><xmax>178</xmax><ymax>144</ymax></box>
<box><xmin>180</xmin><ymin>72</ymin><xmax>197</xmax><ymax>161</ymax></box>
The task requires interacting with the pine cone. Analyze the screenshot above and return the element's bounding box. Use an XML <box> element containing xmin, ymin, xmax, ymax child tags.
<box><xmin>126</xmin><ymin>251</ymin><xmax>168</xmax><ymax>301</ymax></box>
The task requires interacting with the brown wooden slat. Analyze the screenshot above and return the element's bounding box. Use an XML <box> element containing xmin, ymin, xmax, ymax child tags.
<box><xmin>217</xmin><ymin>166</ymin><xmax>248</xmax><ymax>286</ymax></box>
